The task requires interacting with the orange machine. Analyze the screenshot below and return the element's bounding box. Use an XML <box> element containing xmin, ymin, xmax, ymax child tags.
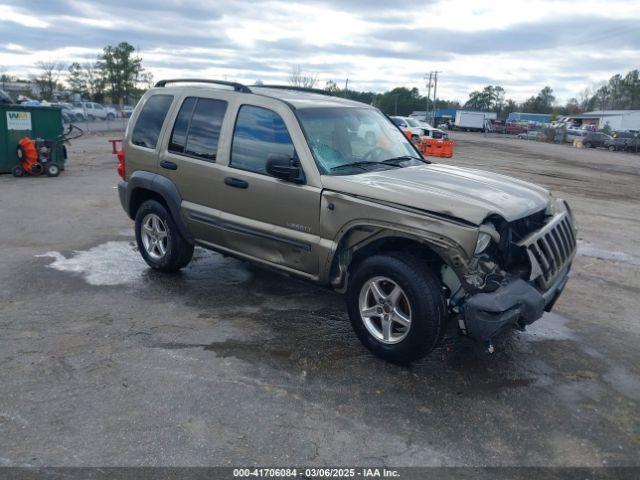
<box><xmin>15</xmin><ymin>137</ymin><xmax>43</xmax><ymax>176</ymax></box>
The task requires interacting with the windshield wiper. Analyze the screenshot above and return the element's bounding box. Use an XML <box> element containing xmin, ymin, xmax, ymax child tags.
<box><xmin>381</xmin><ymin>155</ymin><xmax>427</xmax><ymax>165</ymax></box>
<box><xmin>330</xmin><ymin>161</ymin><xmax>400</xmax><ymax>172</ymax></box>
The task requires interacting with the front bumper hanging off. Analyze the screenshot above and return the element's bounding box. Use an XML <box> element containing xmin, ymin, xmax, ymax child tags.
<box><xmin>461</xmin><ymin>207</ymin><xmax>576</xmax><ymax>343</ymax></box>
<box><xmin>462</xmin><ymin>266</ymin><xmax>570</xmax><ymax>342</ymax></box>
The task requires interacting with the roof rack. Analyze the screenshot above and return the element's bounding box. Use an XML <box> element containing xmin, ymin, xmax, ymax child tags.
<box><xmin>257</xmin><ymin>85</ymin><xmax>330</xmax><ymax>96</ymax></box>
<box><xmin>154</xmin><ymin>79</ymin><xmax>252</xmax><ymax>93</ymax></box>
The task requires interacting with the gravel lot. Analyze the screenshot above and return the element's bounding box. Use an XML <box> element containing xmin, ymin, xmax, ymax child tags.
<box><xmin>0</xmin><ymin>131</ymin><xmax>639</xmax><ymax>467</ymax></box>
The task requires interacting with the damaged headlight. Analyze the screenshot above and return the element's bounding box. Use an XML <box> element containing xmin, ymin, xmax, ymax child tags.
<box><xmin>474</xmin><ymin>223</ymin><xmax>501</xmax><ymax>255</ymax></box>
<box><xmin>474</xmin><ymin>232</ymin><xmax>492</xmax><ymax>255</ymax></box>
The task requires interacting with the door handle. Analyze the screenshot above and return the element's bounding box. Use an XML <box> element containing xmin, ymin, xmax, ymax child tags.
<box><xmin>224</xmin><ymin>177</ymin><xmax>249</xmax><ymax>189</ymax></box>
<box><xmin>160</xmin><ymin>160</ymin><xmax>177</xmax><ymax>170</ymax></box>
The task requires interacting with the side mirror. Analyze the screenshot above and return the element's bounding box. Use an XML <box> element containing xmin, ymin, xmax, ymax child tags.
<box><xmin>266</xmin><ymin>153</ymin><xmax>304</xmax><ymax>184</ymax></box>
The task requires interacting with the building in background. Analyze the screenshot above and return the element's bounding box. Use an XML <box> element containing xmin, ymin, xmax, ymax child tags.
<box><xmin>410</xmin><ymin>108</ymin><xmax>494</xmax><ymax>127</ymax></box>
<box><xmin>567</xmin><ymin>110</ymin><xmax>640</xmax><ymax>131</ymax></box>
<box><xmin>507</xmin><ymin>112</ymin><xmax>552</xmax><ymax>124</ymax></box>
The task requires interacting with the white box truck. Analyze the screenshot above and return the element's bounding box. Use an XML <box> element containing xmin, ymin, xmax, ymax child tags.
<box><xmin>455</xmin><ymin>111</ymin><xmax>488</xmax><ymax>131</ymax></box>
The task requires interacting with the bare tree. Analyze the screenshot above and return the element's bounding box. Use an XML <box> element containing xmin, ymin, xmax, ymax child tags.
<box><xmin>83</xmin><ymin>62</ymin><xmax>105</xmax><ymax>102</ymax></box>
<box><xmin>288</xmin><ymin>65</ymin><xmax>318</xmax><ymax>89</ymax></box>
<box><xmin>31</xmin><ymin>60</ymin><xmax>65</xmax><ymax>100</ymax></box>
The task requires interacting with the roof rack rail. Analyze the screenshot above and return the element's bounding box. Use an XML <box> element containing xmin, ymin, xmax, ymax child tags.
<box><xmin>154</xmin><ymin>79</ymin><xmax>252</xmax><ymax>93</ymax></box>
<box><xmin>257</xmin><ymin>85</ymin><xmax>330</xmax><ymax>96</ymax></box>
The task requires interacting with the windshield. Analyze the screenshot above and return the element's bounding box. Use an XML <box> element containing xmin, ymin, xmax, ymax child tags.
<box><xmin>297</xmin><ymin>107</ymin><xmax>422</xmax><ymax>175</ymax></box>
<box><xmin>405</xmin><ymin>118</ymin><xmax>420</xmax><ymax>127</ymax></box>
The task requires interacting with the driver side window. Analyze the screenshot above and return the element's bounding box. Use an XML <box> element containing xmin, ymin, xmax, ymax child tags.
<box><xmin>230</xmin><ymin>105</ymin><xmax>295</xmax><ymax>175</ymax></box>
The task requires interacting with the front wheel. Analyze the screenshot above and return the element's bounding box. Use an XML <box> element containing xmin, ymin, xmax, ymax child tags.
<box><xmin>608</xmin><ymin>145</ymin><xmax>616</xmax><ymax>152</ymax></box>
<box><xmin>346</xmin><ymin>253</ymin><xmax>445</xmax><ymax>364</ymax></box>
<box><xmin>134</xmin><ymin>200</ymin><xmax>194</xmax><ymax>272</ymax></box>
<box><xmin>45</xmin><ymin>163</ymin><xmax>60</xmax><ymax>177</ymax></box>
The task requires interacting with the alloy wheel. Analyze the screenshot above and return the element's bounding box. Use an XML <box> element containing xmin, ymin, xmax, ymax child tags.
<box><xmin>358</xmin><ymin>276</ymin><xmax>412</xmax><ymax>344</ymax></box>
<box><xmin>141</xmin><ymin>213</ymin><xmax>168</xmax><ymax>260</ymax></box>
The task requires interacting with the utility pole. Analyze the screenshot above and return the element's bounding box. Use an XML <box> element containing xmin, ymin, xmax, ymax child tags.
<box><xmin>344</xmin><ymin>78</ymin><xmax>349</xmax><ymax>98</ymax></box>
<box><xmin>432</xmin><ymin>71</ymin><xmax>438</xmax><ymax>125</ymax></box>
<box><xmin>424</xmin><ymin>72</ymin><xmax>433</xmax><ymax>122</ymax></box>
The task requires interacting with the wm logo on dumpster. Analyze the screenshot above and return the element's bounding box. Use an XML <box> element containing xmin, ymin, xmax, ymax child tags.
<box><xmin>6</xmin><ymin>111</ymin><xmax>32</xmax><ymax>130</ymax></box>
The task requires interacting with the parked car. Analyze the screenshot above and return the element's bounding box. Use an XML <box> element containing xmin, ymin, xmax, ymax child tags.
<box><xmin>53</xmin><ymin>102</ymin><xmax>86</xmax><ymax>122</ymax></box>
<box><xmin>623</xmin><ymin>137</ymin><xmax>640</xmax><ymax>153</ymax></box>
<box><xmin>517</xmin><ymin>130</ymin><xmax>544</xmax><ymax>141</ymax></box>
<box><xmin>604</xmin><ymin>137</ymin><xmax>629</xmax><ymax>151</ymax></box>
<box><xmin>0</xmin><ymin>89</ymin><xmax>13</xmax><ymax>104</ymax></box>
<box><xmin>581</xmin><ymin>132</ymin><xmax>612</xmax><ymax>148</ymax></box>
<box><xmin>120</xmin><ymin>105</ymin><xmax>134</xmax><ymax>118</ymax></box>
<box><xmin>416</xmin><ymin>121</ymin><xmax>448</xmax><ymax>139</ymax></box>
<box><xmin>116</xmin><ymin>79</ymin><xmax>577</xmax><ymax>363</ymax></box>
<box><xmin>389</xmin><ymin>116</ymin><xmax>425</xmax><ymax>141</ymax></box>
<box><xmin>565</xmin><ymin>126</ymin><xmax>588</xmax><ymax>142</ymax></box>
<box><xmin>73</xmin><ymin>101</ymin><xmax>113</xmax><ymax>120</ymax></box>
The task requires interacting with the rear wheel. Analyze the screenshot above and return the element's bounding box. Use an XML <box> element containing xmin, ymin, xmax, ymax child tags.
<box><xmin>135</xmin><ymin>200</ymin><xmax>194</xmax><ymax>272</ymax></box>
<box><xmin>346</xmin><ymin>253</ymin><xmax>445</xmax><ymax>364</ymax></box>
<box><xmin>12</xmin><ymin>165</ymin><xmax>24</xmax><ymax>177</ymax></box>
<box><xmin>583</xmin><ymin>141</ymin><xmax>592</xmax><ymax>148</ymax></box>
<box><xmin>608</xmin><ymin>145</ymin><xmax>616</xmax><ymax>151</ymax></box>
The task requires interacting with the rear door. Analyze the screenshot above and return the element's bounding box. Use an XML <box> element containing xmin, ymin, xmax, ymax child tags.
<box><xmin>212</xmin><ymin>100</ymin><xmax>322</xmax><ymax>277</ymax></box>
<box><xmin>158</xmin><ymin>94</ymin><xmax>231</xmax><ymax>246</ymax></box>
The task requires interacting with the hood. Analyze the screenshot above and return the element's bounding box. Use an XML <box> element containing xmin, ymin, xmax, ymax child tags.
<box><xmin>321</xmin><ymin>163</ymin><xmax>550</xmax><ymax>225</ymax></box>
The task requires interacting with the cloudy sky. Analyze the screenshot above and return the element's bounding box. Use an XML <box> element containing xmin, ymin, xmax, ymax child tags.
<box><xmin>1</xmin><ymin>0</ymin><xmax>639</xmax><ymax>103</ymax></box>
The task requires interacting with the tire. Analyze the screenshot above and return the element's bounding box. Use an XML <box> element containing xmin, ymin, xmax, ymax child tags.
<box><xmin>346</xmin><ymin>253</ymin><xmax>446</xmax><ymax>364</ymax></box>
<box><xmin>134</xmin><ymin>199</ymin><xmax>194</xmax><ymax>272</ymax></box>
<box><xmin>45</xmin><ymin>163</ymin><xmax>60</xmax><ymax>177</ymax></box>
<box><xmin>107</xmin><ymin>113</ymin><xmax>115</xmax><ymax>120</ymax></box>
<box><xmin>608</xmin><ymin>145</ymin><xmax>616</xmax><ymax>151</ymax></box>
<box><xmin>12</xmin><ymin>165</ymin><xmax>24</xmax><ymax>177</ymax></box>
<box><xmin>583</xmin><ymin>141</ymin><xmax>592</xmax><ymax>148</ymax></box>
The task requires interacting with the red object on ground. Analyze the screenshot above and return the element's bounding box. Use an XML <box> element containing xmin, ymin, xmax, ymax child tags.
<box><xmin>108</xmin><ymin>139</ymin><xmax>122</xmax><ymax>154</ymax></box>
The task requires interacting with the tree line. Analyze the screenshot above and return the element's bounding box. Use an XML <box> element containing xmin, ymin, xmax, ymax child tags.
<box><xmin>4</xmin><ymin>48</ymin><xmax>639</xmax><ymax>117</ymax></box>
<box><xmin>2</xmin><ymin>42</ymin><xmax>151</xmax><ymax>104</ymax></box>
<box><xmin>317</xmin><ymin>69</ymin><xmax>640</xmax><ymax>118</ymax></box>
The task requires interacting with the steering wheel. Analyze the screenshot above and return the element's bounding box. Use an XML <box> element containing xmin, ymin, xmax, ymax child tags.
<box><xmin>362</xmin><ymin>146</ymin><xmax>386</xmax><ymax>162</ymax></box>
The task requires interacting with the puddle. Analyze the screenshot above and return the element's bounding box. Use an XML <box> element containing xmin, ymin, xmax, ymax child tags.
<box><xmin>37</xmin><ymin>241</ymin><xmax>251</xmax><ymax>286</ymax></box>
<box><xmin>577</xmin><ymin>241</ymin><xmax>640</xmax><ymax>266</ymax></box>
<box><xmin>521</xmin><ymin>312</ymin><xmax>575</xmax><ymax>342</ymax></box>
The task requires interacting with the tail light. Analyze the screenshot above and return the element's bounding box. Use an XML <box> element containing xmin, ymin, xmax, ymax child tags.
<box><xmin>117</xmin><ymin>148</ymin><xmax>125</xmax><ymax>178</ymax></box>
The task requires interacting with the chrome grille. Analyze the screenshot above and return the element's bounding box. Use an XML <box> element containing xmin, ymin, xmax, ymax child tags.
<box><xmin>516</xmin><ymin>212</ymin><xmax>577</xmax><ymax>289</ymax></box>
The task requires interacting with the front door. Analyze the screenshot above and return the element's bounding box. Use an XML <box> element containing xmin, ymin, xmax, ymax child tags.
<box><xmin>214</xmin><ymin>104</ymin><xmax>322</xmax><ymax>277</ymax></box>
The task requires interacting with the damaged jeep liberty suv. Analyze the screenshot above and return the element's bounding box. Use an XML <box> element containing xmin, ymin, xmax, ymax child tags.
<box><xmin>117</xmin><ymin>79</ymin><xmax>577</xmax><ymax>363</ymax></box>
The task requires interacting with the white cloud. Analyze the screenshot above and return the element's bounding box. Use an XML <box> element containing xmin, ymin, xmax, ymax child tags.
<box><xmin>0</xmin><ymin>5</ymin><xmax>49</xmax><ymax>28</ymax></box>
<box><xmin>1</xmin><ymin>0</ymin><xmax>639</xmax><ymax>103</ymax></box>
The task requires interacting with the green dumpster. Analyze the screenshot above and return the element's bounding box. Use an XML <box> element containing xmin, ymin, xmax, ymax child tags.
<box><xmin>0</xmin><ymin>105</ymin><xmax>64</xmax><ymax>174</ymax></box>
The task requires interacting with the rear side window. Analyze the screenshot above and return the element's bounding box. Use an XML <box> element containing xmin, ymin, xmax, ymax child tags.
<box><xmin>168</xmin><ymin>98</ymin><xmax>196</xmax><ymax>153</ymax></box>
<box><xmin>230</xmin><ymin>105</ymin><xmax>294</xmax><ymax>174</ymax></box>
<box><xmin>132</xmin><ymin>95</ymin><xmax>174</xmax><ymax>149</ymax></box>
<box><xmin>168</xmin><ymin>97</ymin><xmax>227</xmax><ymax>161</ymax></box>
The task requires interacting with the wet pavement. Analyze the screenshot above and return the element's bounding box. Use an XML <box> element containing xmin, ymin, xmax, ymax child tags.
<box><xmin>0</xmin><ymin>132</ymin><xmax>639</xmax><ymax>467</ymax></box>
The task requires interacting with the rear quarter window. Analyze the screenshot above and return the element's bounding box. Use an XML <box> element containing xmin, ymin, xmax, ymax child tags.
<box><xmin>132</xmin><ymin>95</ymin><xmax>174</xmax><ymax>149</ymax></box>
